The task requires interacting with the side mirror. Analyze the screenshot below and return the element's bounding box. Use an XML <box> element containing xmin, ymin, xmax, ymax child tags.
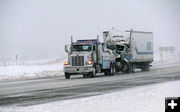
<box><xmin>65</xmin><ymin>45</ymin><xmax>69</xmax><ymax>53</ymax></box>
<box><xmin>65</xmin><ymin>44</ymin><xmax>72</xmax><ymax>53</ymax></box>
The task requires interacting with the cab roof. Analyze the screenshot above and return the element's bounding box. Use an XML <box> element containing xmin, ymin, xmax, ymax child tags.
<box><xmin>72</xmin><ymin>39</ymin><xmax>101</xmax><ymax>45</ymax></box>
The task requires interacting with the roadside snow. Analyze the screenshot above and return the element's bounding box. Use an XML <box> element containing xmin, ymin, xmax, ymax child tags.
<box><xmin>1</xmin><ymin>81</ymin><xmax>180</xmax><ymax>112</ymax></box>
<box><xmin>152</xmin><ymin>55</ymin><xmax>180</xmax><ymax>66</ymax></box>
<box><xmin>0</xmin><ymin>55</ymin><xmax>179</xmax><ymax>81</ymax></box>
<box><xmin>0</xmin><ymin>62</ymin><xmax>64</xmax><ymax>80</ymax></box>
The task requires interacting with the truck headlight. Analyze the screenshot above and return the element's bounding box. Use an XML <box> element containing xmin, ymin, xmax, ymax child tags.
<box><xmin>64</xmin><ymin>61</ymin><xmax>69</xmax><ymax>65</ymax></box>
<box><xmin>88</xmin><ymin>61</ymin><xmax>93</xmax><ymax>65</ymax></box>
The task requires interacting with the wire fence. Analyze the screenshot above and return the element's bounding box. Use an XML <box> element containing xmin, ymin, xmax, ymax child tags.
<box><xmin>0</xmin><ymin>60</ymin><xmax>58</xmax><ymax>66</ymax></box>
<box><xmin>0</xmin><ymin>56</ymin><xmax>65</xmax><ymax>67</ymax></box>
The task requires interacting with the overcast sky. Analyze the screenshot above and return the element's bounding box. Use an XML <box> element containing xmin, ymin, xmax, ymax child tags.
<box><xmin>0</xmin><ymin>0</ymin><xmax>180</xmax><ymax>58</ymax></box>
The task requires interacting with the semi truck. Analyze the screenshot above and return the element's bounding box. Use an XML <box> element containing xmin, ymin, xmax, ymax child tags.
<box><xmin>103</xmin><ymin>28</ymin><xmax>153</xmax><ymax>73</ymax></box>
<box><xmin>64</xmin><ymin>28</ymin><xmax>153</xmax><ymax>78</ymax></box>
<box><xmin>64</xmin><ymin>37</ymin><xmax>116</xmax><ymax>79</ymax></box>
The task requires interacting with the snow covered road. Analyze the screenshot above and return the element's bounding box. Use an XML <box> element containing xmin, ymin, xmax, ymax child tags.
<box><xmin>0</xmin><ymin>63</ymin><xmax>180</xmax><ymax>107</ymax></box>
<box><xmin>2</xmin><ymin>80</ymin><xmax>179</xmax><ymax>112</ymax></box>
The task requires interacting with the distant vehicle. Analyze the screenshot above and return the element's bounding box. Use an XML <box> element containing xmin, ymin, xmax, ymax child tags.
<box><xmin>103</xmin><ymin>29</ymin><xmax>153</xmax><ymax>73</ymax></box>
<box><xmin>64</xmin><ymin>28</ymin><xmax>153</xmax><ymax>79</ymax></box>
<box><xmin>64</xmin><ymin>37</ymin><xmax>116</xmax><ymax>79</ymax></box>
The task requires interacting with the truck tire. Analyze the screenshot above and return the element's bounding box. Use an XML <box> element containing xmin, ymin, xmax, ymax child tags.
<box><xmin>121</xmin><ymin>63</ymin><xmax>133</xmax><ymax>74</ymax></box>
<box><xmin>141</xmin><ymin>66</ymin><xmax>150</xmax><ymax>71</ymax></box>
<box><xmin>112</xmin><ymin>64</ymin><xmax>116</xmax><ymax>75</ymax></box>
<box><xmin>109</xmin><ymin>63</ymin><xmax>115</xmax><ymax>75</ymax></box>
<box><xmin>95</xmin><ymin>64</ymin><xmax>101</xmax><ymax>73</ymax></box>
<box><xmin>83</xmin><ymin>74</ymin><xmax>88</xmax><ymax>78</ymax></box>
<box><xmin>89</xmin><ymin>72</ymin><xmax>95</xmax><ymax>78</ymax></box>
<box><xmin>104</xmin><ymin>70</ymin><xmax>109</xmax><ymax>76</ymax></box>
<box><xmin>121</xmin><ymin>63</ymin><xmax>128</xmax><ymax>73</ymax></box>
<box><xmin>131</xmin><ymin>63</ymin><xmax>134</xmax><ymax>73</ymax></box>
<box><xmin>65</xmin><ymin>73</ymin><xmax>70</xmax><ymax>79</ymax></box>
<box><xmin>141</xmin><ymin>63</ymin><xmax>150</xmax><ymax>72</ymax></box>
<box><xmin>126</xmin><ymin>63</ymin><xmax>133</xmax><ymax>73</ymax></box>
<box><xmin>104</xmin><ymin>63</ymin><xmax>115</xmax><ymax>76</ymax></box>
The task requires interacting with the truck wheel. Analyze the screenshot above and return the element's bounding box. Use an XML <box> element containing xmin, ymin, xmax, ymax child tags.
<box><xmin>89</xmin><ymin>72</ymin><xmax>95</xmax><ymax>78</ymax></box>
<box><xmin>113</xmin><ymin>64</ymin><xmax>116</xmax><ymax>74</ymax></box>
<box><xmin>83</xmin><ymin>74</ymin><xmax>88</xmax><ymax>78</ymax></box>
<box><xmin>141</xmin><ymin>68</ymin><xmax>146</xmax><ymax>71</ymax></box>
<box><xmin>104</xmin><ymin>70</ymin><xmax>109</xmax><ymax>76</ymax></box>
<box><xmin>131</xmin><ymin>65</ymin><xmax>134</xmax><ymax>73</ymax></box>
<box><xmin>131</xmin><ymin>63</ymin><xmax>134</xmax><ymax>73</ymax></box>
<box><xmin>126</xmin><ymin>63</ymin><xmax>133</xmax><ymax>73</ymax></box>
<box><xmin>95</xmin><ymin>64</ymin><xmax>101</xmax><ymax>73</ymax></box>
<box><xmin>146</xmin><ymin>66</ymin><xmax>150</xmax><ymax>71</ymax></box>
<box><xmin>65</xmin><ymin>73</ymin><xmax>70</xmax><ymax>79</ymax></box>
<box><xmin>104</xmin><ymin>64</ymin><xmax>114</xmax><ymax>76</ymax></box>
<box><xmin>122</xmin><ymin>63</ymin><xmax>132</xmax><ymax>74</ymax></box>
<box><xmin>141</xmin><ymin>66</ymin><xmax>150</xmax><ymax>71</ymax></box>
<box><xmin>141</xmin><ymin>63</ymin><xmax>150</xmax><ymax>71</ymax></box>
<box><xmin>121</xmin><ymin>63</ymin><xmax>128</xmax><ymax>73</ymax></box>
<box><xmin>126</xmin><ymin>67</ymin><xmax>131</xmax><ymax>73</ymax></box>
<box><xmin>109</xmin><ymin>63</ymin><xmax>115</xmax><ymax>75</ymax></box>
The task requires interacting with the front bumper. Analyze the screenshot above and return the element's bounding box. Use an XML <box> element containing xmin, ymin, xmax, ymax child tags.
<box><xmin>64</xmin><ymin>66</ymin><xmax>95</xmax><ymax>74</ymax></box>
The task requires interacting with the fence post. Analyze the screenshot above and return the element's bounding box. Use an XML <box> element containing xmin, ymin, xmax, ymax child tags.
<box><xmin>16</xmin><ymin>55</ymin><xmax>18</xmax><ymax>66</ymax></box>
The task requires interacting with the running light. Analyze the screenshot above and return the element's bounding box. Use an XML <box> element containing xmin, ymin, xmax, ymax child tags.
<box><xmin>64</xmin><ymin>61</ymin><xmax>69</xmax><ymax>65</ymax></box>
<box><xmin>88</xmin><ymin>61</ymin><xmax>93</xmax><ymax>65</ymax></box>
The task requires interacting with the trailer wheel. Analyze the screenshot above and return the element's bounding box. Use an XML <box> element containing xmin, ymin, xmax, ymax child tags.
<box><xmin>65</xmin><ymin>73</ymin><xmax>70</xmax><ymax>79</ymax></box>
<box><xmin>141</xmin><ymin>66</ymin><xmax>150</xmax><ymax>71</ymax></box>
<box><xmin>141</xmin><ymin>63</ymin><xmax>150</xmax><ymax>71</ymax></box>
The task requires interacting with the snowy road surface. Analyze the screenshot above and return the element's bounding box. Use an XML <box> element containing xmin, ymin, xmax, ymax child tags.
<box><xmin>1</xmin><ymin>81</ymin><xmax>180</xmax><ymax>112</ymax></box>
<box><xmin>0</xmin><ymin>63</ymin><xmax>180</xmax><ymax>107</ymax></box>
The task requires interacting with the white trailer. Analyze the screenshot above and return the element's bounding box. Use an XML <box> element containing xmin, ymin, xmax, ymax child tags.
<box><xmin>103</xmin><ymin>29</ymin><xmax>153</xmax><ymax>72</ymax></box>
<box><xmin>130</xmin><ymin>31</ymin><xmax>153</xmax><ymax>63</ymax></box>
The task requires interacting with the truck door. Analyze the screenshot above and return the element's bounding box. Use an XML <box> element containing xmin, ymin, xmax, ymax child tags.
<box><xmin>92</xmin><ymin>45</ymin><xmax>96</xmax><ymax>63</ymax></box>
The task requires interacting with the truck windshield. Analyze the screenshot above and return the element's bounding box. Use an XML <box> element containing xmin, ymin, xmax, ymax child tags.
<box><xmin>72</xmin><ymin>45</ymin><xmax>92</xmax><ymax>52</ymax></box>
<box><xmin>116</xmin><ymin>45</ymin><xmax>124</xmax><ymax>51</ymax></box>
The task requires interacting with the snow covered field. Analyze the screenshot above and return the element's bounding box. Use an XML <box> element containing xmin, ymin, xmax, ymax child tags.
<box><xmin>0</xmin><ymin>55</ymin><xmax>179</xmax><ymax>80</ymax></box>
<box><xmin>1</xmin><ymin>80</ymin><xmax>179</xmax><ymax>112</ymax></box>
<box><xmin>0</xmin><ymin>61</ymin><xmax>64</xmax><ymax>80</ymax></box>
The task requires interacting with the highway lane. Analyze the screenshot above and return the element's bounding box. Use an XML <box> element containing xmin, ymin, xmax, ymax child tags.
<box><xmin>0</xmin><ymin>63</ymin><xmax>180</xmax><ymax>107</ymax></box>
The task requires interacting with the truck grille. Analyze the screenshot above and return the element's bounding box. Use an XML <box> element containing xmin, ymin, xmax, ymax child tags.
<box><xmin>72</xmin><ymin>56</ymin><xmax>84</xmax><ymax>66</ymax></box>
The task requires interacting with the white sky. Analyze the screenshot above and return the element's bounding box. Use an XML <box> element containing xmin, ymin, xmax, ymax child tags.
<box><xmin>0</xmin><ymin>0</ymin><xmax>180</xmax><ymax>57</ymax></box>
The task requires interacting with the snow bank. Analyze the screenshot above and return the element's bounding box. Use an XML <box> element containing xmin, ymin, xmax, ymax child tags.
<box><xmin>1</xmin><ymin>81</ymin><xmax>180</xmax><ymax>112</ymax></box>
<box><xmin>0</xmin><ymin>54</ymin><xmax>179</xmax><ymax>81</ymax></box>
<box><xmin>152</xmin><ymin>54</ymin><xmax>180</xmax><ymax>66</ymax></box>
<box><xmin>0</xmin><ymin>62</ymin><xmax>64</xmax><ymax>80</ymax></box>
